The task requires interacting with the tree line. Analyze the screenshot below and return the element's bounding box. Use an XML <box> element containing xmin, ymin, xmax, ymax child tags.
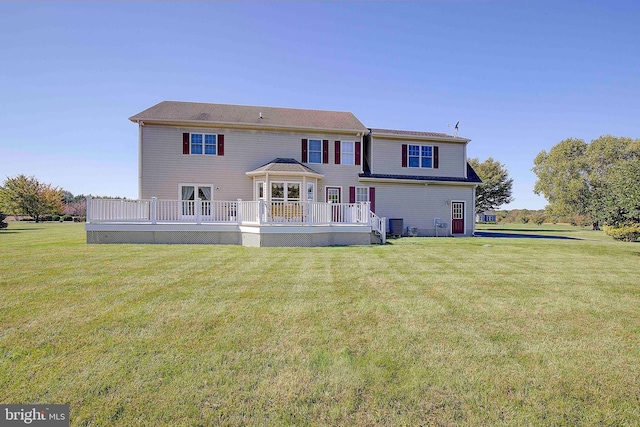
<box><xmin>0</xmin><ymin>174</ymin><xmax>123</xmax><ymax>226</ymax></box>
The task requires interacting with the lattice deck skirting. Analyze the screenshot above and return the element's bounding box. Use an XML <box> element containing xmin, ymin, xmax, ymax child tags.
<box><xmin>86</xmin><ymin>224</ymin><xmax>378</xmax><ymax>247</ymax></box>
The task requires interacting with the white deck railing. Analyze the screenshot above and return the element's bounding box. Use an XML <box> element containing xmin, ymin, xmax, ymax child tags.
<box><xmin>87</xmin><ymin>197</ymin><xmax>384</xmax><ymax>231</ymax></box>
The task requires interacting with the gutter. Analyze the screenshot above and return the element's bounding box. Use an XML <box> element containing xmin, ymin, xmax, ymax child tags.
<box><xmin>128</xmin><ymin>118</ymin><xmax>370</xmax><ymax>136</ymax></box>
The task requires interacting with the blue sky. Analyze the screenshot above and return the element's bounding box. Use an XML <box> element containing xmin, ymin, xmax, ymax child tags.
<box><xmin>1</xmin><ymin>1</ymin><xmax>639</xmax><ymax>209</ymax></box>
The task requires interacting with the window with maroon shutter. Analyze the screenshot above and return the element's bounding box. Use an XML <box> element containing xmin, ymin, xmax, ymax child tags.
<box><xmin>183</xmin><ymin>133</ymin><xmax>189</xmax><ymax>155</ymax></box>
<box><xmin>433</xmin><ymin>146</ymin><xmax>439</xmax><ymax>168</ymax></box>
<box><xmin>218</xmin><ymin>134</ymin><xmax>224</xmax><ymax>156</ymax></box>
<box><xmin>184</xmin><ymin>133</ymin><xmax>223</xmax><ymax>155</ymax></box>
<box><xmin>402</xmin><ymin>144</ymin><xmax>408</xmax><ymax>167</ymax></box>
<box><xmin>355</xmin><ymin>141</ymin><xmax>361</xmax><ymax>166</ymax></box>
<box><xmin>301</xmin><ymin>139</ymin><xmax>308</xmax><ymax>163</ymax></box>
<box><xmin>335</xmin><ymin>141</ymin><xmax>341</xmax><ymax>164</ymax></box>
<box><xmin>349</xmin><ymin>186</ymin><xmax>356</xmax><ymax>204</ymax></box>
<box><xmin>322</xmin><ymin>140</ymin><xmax>329</xmax><ymax>164</ymax></box>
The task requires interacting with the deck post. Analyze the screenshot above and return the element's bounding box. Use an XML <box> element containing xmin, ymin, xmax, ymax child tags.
<box><xmin>86</xmin><ymin>196</ymin><xmax>92</xmax><ymax>223</ymax></box>
<box><xmin>150</xmin><ymin>197</ymin><xmax>157</xmax><ymax>224</ymax></box>
<box><xmin>307</xmin><ymin>201</ymin><xmax>312</xmax><ymax>225</ymax></box>
<box><xmin>366</xmin><ymin>201</ymin><xmax>371</xmax><ymax>224</ymax></box>
<box><xmin>258</xmin><ymin>200</ymin><xmax>264</xmax><ymax>225</ymax></box>
<box><xmin>195</xmin><ymin>198</ymin><xmax>201</xmax><ymax>224</ymax></box>
<box><xmin>382</xmin><ymin>217</ymin><xmax>387</xmax><ymax>243</ymax></box>
<box><xmin>236</xmin><ymin>199</ymin><xmax>242</xmax><ymax>224</ymax></box>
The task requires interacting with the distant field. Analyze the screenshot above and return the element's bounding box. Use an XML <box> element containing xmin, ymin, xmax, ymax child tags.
<box><xmin>1</xmin><ymin>223</ymin><xmax>639</xmax><ymax>426</ymax></box>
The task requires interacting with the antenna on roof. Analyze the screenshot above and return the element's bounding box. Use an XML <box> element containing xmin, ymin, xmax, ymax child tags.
<box><xmin>447</xmin><ymin>121</ymin><xmax>460</xmax><ymax>137</ymax></box>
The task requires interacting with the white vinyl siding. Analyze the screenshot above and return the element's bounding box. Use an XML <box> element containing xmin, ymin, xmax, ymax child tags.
<box><xmin>372</xmin><ymin>183</ymin><xmax>475</xmax><ymax>236</ymax></box>
<box><xmin>140</xmin><ymin>125</ymin><xmax>363</xmax><ymax>203</ymax></box>
<box><xmin>370</xmin><ymin>136</ymin><xmax>467</xmax><ymax>178</ymax></box>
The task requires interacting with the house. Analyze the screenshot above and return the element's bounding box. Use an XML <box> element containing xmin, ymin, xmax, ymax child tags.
<box><xmin>476</xmin><ymin>210</ymin><xmax>497</xmax><ymax>223</ymax></box>
<box><xmin>86</xmin><ymin>101</ymin><xmax>481</xmax><ymax>246</ymax></box>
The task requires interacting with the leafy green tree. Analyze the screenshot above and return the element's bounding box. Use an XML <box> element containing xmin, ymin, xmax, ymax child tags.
<box><xmin>600</xmin><ymin>158</ymin><xmax>640</xmax><ymax>227</ymax></box>
<box><xmin>533</xmin><ymin>135</ymin><xmax>640</xmax><ymax>232</ymax></box>
<box><xmin>468</xmin><ymin>157</ymin><xmax>514</xmax><ymax>213</ymax></box>
<box><xmin>532</xmin><ymin>138</ymin><xmax>589</xmax><ymax>218</ymax></box>
<box><xmin>0</xmin><ymin>175</ymin><xmax>64</xmax><ymax>222</ymax></box>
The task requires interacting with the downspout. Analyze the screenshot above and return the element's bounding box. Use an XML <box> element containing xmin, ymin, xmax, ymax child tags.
<box><xmin>138</xmin><ymin>121</ymin><xmax>144</xmax><ymax>199</ymax></box>
<box><xmin>472</xmin><ymin>184</ymin><xmax>477</xmax><ymax>235</ymax></box>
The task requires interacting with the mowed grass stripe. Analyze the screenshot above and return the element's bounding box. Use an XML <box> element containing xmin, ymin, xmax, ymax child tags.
<box><xmin>1</xmin><ymin>222</ymin><xmax>639</xmax><ymax>426</ymax></box>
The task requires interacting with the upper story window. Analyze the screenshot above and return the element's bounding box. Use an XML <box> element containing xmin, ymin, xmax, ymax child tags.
<box><xmin>302</xmin><ymin>138</ymin><xmax>328</xmax><ymax>164</ymax></box>
<box><xmin>334</xmin><ymin>140</ymin><xmax>361</xmax><ymax>165</ymax></box>
<box><xmin>408</xmin><ymin>144</ymin><xmax>433</xmax><ymax>168</ymax></box>
<box><xmin>183</xmin><ymin>133</ymin><xmax>224</xmax><ymax>156</ymax></box>
<box><xmin>341</xmin><ymin>141</ymin><xmax>355</xmax><ymax>165</ymax></box>
<box><xmin>191</xmin><ymin>134</ymin><xmax>217</xmax><ymax>155</ymax></box>
<box><xmin>308</xmin><ymin>139</ymin><xmax>322</xmax><ymax>164</ymax></box>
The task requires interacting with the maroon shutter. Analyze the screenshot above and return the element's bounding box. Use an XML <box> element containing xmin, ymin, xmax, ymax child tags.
<box><xmin>183</xmin><ymin>133</ymin><xmax>189</xmax><ymax>155</ymax></box>
<box><xmin>218</xmin><ymin>134</ymin><xmax>224</xmax><ymax>156</ymax></box>
<box><xmin>433</xmin><ymin>146</ymin><xmax>439</xmax><ymax>168</ymax></box>
<box><xmin>369</xmin><ymin>187</ymin><xmax>375</xmax><ymax>213</ymax></box>
<box><xmin>355</xmin><ymin>141</ymin><xmax>361</xmax><ymax>166</ymax></box>
<box><xmin>322</xmin><ymin>140</ymin><xmax>329</xmax><ymax>164</ymax></box>
<box><xmin>301</xmin><ymin>139</ymin><xmax>308</xmax><ymax>163</ymax></box>
<box><xmin>335</xmin><ymin>141</ymin><xmax>341</xmax><ymax>164</ymax></box>
<box><xmin>402</xmin><ymin>144</ymin><xmax>407</xmax><ymax>167</ymax></box>
<box><xmin>349</xmin><ymin>186</ymin><xmax>356</xmax><ymax>203</ymax></box>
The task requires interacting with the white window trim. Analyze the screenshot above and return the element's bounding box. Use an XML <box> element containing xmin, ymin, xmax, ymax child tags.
<box><xmin>408</xmin><ymin>144</ymin><xmax>434</xmax><ymax>169</ymax></box>
<box><xmin>271</xmin><ymin>181</ymin><xmax>302</xmax><ymax>202</ymax></box>
<box><xmin>307</xmin><ymin>139</ymin><xmax>322</xmax><ymax>164</ymax></box>
<box><xmin>190</xmin><ymin>133</ymin><xmax>218</xmax><ymax>156</ymax></box>
<box><xmin>307</xmin><ymin>182</ymin><xmax>315</xmax><ymax>201</ymax></box>
<box><xmin>341</xmin><ymin>141</ymin><xmax>355</xmax><ymax>165</ymax></box>
<box><xmin>325</xmin><ymin>186</ymin><xmax>342</xmax><ymax>203</ymax></box>
<box><xmin>355</xmin><ymin>186</ymin><xmax>369</xmax><ymax>203</ymax></box>
<box><xmin>178</xmin><ymin>184</ymin><xmax>214</xmax><ymax>200</ymax></box>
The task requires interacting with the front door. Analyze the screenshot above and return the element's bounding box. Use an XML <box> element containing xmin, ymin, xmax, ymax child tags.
<box><xmin>452</xmin><ymin>201</ymin><xmax>465</xmax><ymax>234</ymax></box>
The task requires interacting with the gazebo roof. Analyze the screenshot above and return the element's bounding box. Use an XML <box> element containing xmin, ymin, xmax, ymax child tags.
<box><xmin>246</xmin><ymin>158</ymin><xmax>324</xmax><ymax>178</ymax></box>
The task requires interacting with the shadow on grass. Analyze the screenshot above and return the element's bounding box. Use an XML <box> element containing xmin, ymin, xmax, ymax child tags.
<box><xmin>475</xmin><ymin>231</ymin><xmax>582</xmax><ymax>240</ymax></box>
<box><xmin>1</xmin><ymin>227</ymin><xmax>46</xmax><ymax>232</ymax></box>
<box><xmin>485</xmin><ymin>227</ymin><xmax>586</xmax><ymax>233</ymax></box>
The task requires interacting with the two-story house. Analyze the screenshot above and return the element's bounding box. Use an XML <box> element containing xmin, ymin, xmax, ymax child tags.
<box><xmin>86</xmin><ymin>101</ymin><xmax>481</xmax><ymax>246</ymax></box>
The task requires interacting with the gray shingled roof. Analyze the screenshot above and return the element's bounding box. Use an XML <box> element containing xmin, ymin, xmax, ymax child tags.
<box><xmin>370</xmin><ymin>128</ymin><xmax>468</xmax><ymax>141</ymax></box>
<box><xmin>247</xmin><ymin>158</ymin><xmax>323</xmax><ymax>177</ymax></box>
<box><xmin>359</xmin><ymin>164</ymin><xmax>482</xmax><ymax>184</ymax></box>
<box><xmin>130</xmin><ymin>101</ymin><xmax>368</xmax><ymax>133</ymax></box>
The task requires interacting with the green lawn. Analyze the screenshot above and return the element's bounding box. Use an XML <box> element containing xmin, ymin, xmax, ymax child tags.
<box><xmin>1</xmin><ymin>223</ymin><xmax>639</xmax><ymax>426</ymax></box>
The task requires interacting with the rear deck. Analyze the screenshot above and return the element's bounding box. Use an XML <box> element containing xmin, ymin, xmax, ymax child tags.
<box><xmin>86</xmin><ymin>198</ymin><xmax>386</xmax><ymax>247</ymax></box>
